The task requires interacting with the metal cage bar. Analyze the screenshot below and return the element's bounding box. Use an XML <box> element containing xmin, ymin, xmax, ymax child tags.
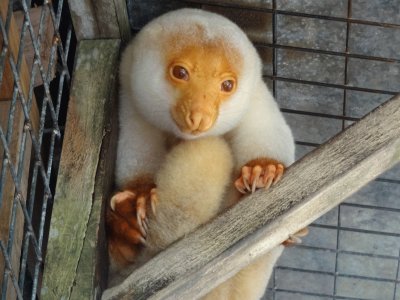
<box><xmin>0</xmin><ymin>0</ymin><xmax>75</xmax><ymax>299</ymax></box>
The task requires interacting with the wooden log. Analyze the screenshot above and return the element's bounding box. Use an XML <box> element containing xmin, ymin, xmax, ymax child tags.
<box><xmin>40</xmin><ymin>39</ymin><xmax>120</xmax><ymax>300</ymax></box>
<box><xmin>0</xmin><ymin>2</ymin><xmax>40</xmax><ymax>298</ymax></box>
<box><xmin>67</xmin><ymin>0</ymin><xmax>100</xmax><ymax>40</ymax></box>
<box><xmin>70</xmin><ymin>44</ymin><xmax>119</xmax><ymax>300</ymax></box>
<box><xmin>67</xmin><ymin>0</ymin><xmax>131</xmax><ymax>41</ymax></box>
<box><xmin>102</xmin><ymin>94</ymin><xmax>400</xmax><ymax>300</ymax></box>
<box><xmin>113</xmin><ymin>0</ymin><xmax>131</xmax><ymax>43</ymax></box>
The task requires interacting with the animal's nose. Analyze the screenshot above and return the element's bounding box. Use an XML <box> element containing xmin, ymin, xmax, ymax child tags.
<box><xmin>185</xmin><ymin>111</ymin><xmax>214</xmax><ymax>134</ymax></box>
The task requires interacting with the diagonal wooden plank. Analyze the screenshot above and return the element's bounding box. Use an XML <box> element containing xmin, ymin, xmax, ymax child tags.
<box><xmin>102</xmin><ymin>94</ymin><xmax>400</xmax><ymax>300</ymax></box>
<box><xmin>40</xmin><ymin>39</ymin><xmax>120</xmax><ymax>300</ymax></box>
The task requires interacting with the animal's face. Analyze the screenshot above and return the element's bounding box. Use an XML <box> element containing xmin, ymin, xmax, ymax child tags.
<box><xmin>166</xmin><ymin>43</ymin><xmax>241</xmax><ymax>136</ymax></box>
<box><xmin>124</xmin><ymin>9</ymin><xmax>262</xmax><ymax>139</ymax></box>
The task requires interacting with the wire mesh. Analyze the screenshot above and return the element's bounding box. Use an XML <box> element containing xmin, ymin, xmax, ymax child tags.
<box><xmin>0</xmin><ymin>0</ymin><xmax>75</xmax><ymax>299</ymax></box>
<box><xmin>127</xmin><ymin>0</ymin><xmax>400</xmax><ymax>299</ymax></box>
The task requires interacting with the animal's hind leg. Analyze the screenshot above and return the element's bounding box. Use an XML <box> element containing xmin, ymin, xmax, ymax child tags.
<box><xmin>201</xmin><ymin>246</ymin><xmax>284</xmax><ymax>300</ymax></box>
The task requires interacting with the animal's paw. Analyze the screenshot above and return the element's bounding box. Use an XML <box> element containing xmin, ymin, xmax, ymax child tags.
<box><xmin>234</xmin><ymin>158</ymin><xmax>285</xmax><ymax>194</ymax></box>
<box><xmin>106</xmin><ymin>177</ymin><xmax>158</xmax><ymax>266</ymax></box>
<box><xmin>282</xmin><ymin>227</ymin><xmax>309</xmax><ymax>247</ymax></box>
<box><xmin>110</xmin><ymin>188</ymin><xmax>158</xmax><ymax>241</ymax></box>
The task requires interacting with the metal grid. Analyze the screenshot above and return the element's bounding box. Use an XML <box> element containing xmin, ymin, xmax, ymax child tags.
<box><xmin>0</xmin><ymin>0</ymin><xmax>75</xmax><ymax>299</ymax></box>
<box><xmin>128</xmin><ymin>0</ymin><xmax>400</xmax><ymax>299</ymax></box>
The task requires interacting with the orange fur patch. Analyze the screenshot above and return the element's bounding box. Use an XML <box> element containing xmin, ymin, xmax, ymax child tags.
<box><xmin>162</xmin><ymin>29</ymin><xmax>243</xmax><ymax>134</ymax></box>
<box><xmin>106</xmin><ymin>175</ymin><xmax>156</xmax><ymax>267</ymax></box>
<box><xmin>238</xmin><ymin>158</ymin><xmax>285</xmax><ymax>176</ymax></box>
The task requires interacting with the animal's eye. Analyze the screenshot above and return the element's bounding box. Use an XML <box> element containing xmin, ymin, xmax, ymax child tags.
<box><xmin>221</xmin><ymin>80</ymin><xmax>235</xmax><ymax>92</ymax></box>
<box><xmin>171</xmin><ymin>65</ymin><xmax>189</xmax><ymax>81</ymax></box>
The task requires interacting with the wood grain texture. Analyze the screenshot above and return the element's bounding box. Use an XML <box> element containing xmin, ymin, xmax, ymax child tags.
<box><xmin>70</xmin><ymin>44</ymin><xmax>119</xmax><ymax>300</ymax></box>
<box><xmin>67</xmin><ymin>0</ymin><xmax>99</xmax><ymax>40</ymax></box>
<box><xmin>113</xmin><ymin>0</ymin><xmax>131</xmax><ymax>43</ymax></box>
<box><xmin>102</xmin><ymin>94</ymin><xmax>400</xmax><ymax>300</ymax></box>
<box><xmin>68</xmin><ymin>0</ymin><xmax>129</xmax><ymax>40</ymax></box>
<box><xmin>40</xmin><ymin>39</ymin><xmax>120</xmax><ymax>300</ymax></box>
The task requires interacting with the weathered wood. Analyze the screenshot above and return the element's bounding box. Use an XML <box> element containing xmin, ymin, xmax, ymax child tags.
<box><xmin>113</xmin><ymin>0</ymin><xmax>132</xmax><ymax>43</ymax></box>
<box><xmin>102</xmin><ymin>94</ymin><xmax>400</xmax><ymax>300</ymax></box>
<box><xmin>40</xmin><ymin>39</ymin><xmax>120</xmax><ymax>300</ymax></box>
<box><xmin>67</xmin><ymin>0</ymin><xmax>100</xmax><ymax>40</ymax></box>
<box><xmin>0</xmin><ymin>2</ymin><xmax>39</xmax><ymax>298</ymax></box>
<box><xmin>70</xmin><ymin>43</ymin><xmax>119</xmax><ymax>300</ymax></box>
<box><xmin>68</xmin><ymin>0</ymin><xmax>130</xmax><ymax>41</ymax></box>
<box><xmin>93</xmin><ymin>0</ymin><xmax>120</xmax><ymax>38</ymax></box>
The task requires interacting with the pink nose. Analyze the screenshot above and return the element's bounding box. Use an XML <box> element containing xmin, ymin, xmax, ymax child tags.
<box><xmin>185</xmin><ymin>111</ymin><xmax>214</xmax><ymax>133</ymax></box>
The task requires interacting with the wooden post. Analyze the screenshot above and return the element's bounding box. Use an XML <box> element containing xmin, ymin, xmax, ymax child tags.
<box><xmin>102</xmin><ymin>94</ymin><xmax>400</xmax><ymax>300</ymax></box>
<box><xmin>40</xmin><ymin>39</ymin><xmax>120</xmax><ymax>300</ymax></box>
<box><xmin>0</xmin><ymin>2</ymin><xmax>40</xmax><ymax>298</ymax></box>
<box><xmin>67</xmin><ymin>0</ymin><xmax>131</xmax><ymax>42</ymax></box>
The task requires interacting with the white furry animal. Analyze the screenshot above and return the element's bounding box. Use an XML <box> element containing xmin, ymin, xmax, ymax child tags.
<box><xmin>106</xmin><ymin>8</ymin><xmax>301</xmax><ymax>299</ymax></box>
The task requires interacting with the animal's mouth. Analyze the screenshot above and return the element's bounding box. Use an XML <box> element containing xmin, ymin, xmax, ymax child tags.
<box><xmin>171</xmin><ymin>106</ymin><xmax>217</xmax><ymax>136</ymax></box>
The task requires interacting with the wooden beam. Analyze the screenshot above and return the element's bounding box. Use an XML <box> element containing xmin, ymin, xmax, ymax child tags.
<box><xmin>40</xmin><ymin>39</ymin><xmax>120</xmax><ymax>300</ymax></box>
<box><xmin>67</xmin><ymin>0</ymin><xmax>100</xmax><ymax>40</ymax></box>
<box><xmin>67</xmin><ymin>0</ymin><xmax>131</xmax><ymax>41</ymax></box>
<box><xmin>102</xmin><ymin>94</ymin><xmax>400</xmax><ymax>300</ymax></box>
<box><xmin>113</xmin><ymin>0</ymin><xmax>131</xmax><ymax>43</ymax></box>
<box><xmin>69</xmin><ymin>43</ymin><xmax>119</xmax><ymax>300</ymax></box>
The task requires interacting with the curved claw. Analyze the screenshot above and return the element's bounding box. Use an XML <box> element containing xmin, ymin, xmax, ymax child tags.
<box><xmin>150</xmin><ymin>188</ymin><xmax>158</xmax><ymax>216</ymax></box>
<box><xmin>139</xmin><ymin>236</ymin><xmax>147</xmax><ymax>246</ymax></box>
<box><xmin>136</xmin><ymin>196</ymin><xmax>147</xmax><ymax>237</ymax></box>
<box><xmin>235</xmin><ymin>159</ymin><xmax>286</xmax><ymax>195</ymax></box>
<box><xmin>251</xmin><ymin>165</ymin><xmax>262</xmax><ymax>193</ymax></box>
<box><xmin>282</xmin><ymin>227</ymin><xmax>309</xmax><ymax>247</ymax></box>
<box><xmin>110</xmin><ymin>191</ymin><xmax>136</xmax><ymax>211</ymax></box>
<box><xmin>273</xmin><ymin>164</ymin><xmax>284</xmax><ymax>185</ymax></box>
<box><xmin>234</xmin><ymin>178</ymin><xmax>246</xmax><ymax>194</ymax></box>
<box><xmin>242</xmin><ymin>166</ymin><xmax>251</xmax><ymax>191</ymax></box>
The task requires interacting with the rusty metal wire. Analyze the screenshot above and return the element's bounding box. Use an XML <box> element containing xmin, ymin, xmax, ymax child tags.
<box><xmin>0</xmin><ymin>0</ymin><xmax>74</xmax><ymax>299</ymax></box>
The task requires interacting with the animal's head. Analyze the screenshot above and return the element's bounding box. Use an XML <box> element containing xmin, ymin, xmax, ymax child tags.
<box><xmin>120</xmin><ymin>8</ymin><xmax>262</xmax><ymax>139</ymax></box>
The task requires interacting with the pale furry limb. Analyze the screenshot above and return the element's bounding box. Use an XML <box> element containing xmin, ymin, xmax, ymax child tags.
<box><xmin>108</xmin><ymin>136</ymin><xmax>234</xmax><ymax>286</ymax></box>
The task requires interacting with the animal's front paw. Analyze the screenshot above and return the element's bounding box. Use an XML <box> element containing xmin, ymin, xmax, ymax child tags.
<box><xmin>109</xmin><ymin>186</ymin><xmax>158</xmax><ymax>242</ymax></box>
<box><xmin>106</xmin><ymin>177</ymin><xmax>158</xmax><ymax>266</ymax></box>
<box><xmin>234</xmin><ymin>158</ymin><xmax>285</xmax><ymax>194</ymax></box>
<box><xmin>282</xmin><ymin>227</ymin><xmax>309</xmax><ymax>247</ymax></box>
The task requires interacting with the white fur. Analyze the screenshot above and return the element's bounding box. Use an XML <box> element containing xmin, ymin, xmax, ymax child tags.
<box><xmin>110</xmin><ymin>137</ymin><xmax>283</xmax><ymax>298</ymax></box>
<box><xmin>117</xmin><ymin>9</ymin><xmax>294</xmax><ymax>185</ymax></box>
<box><xmin>109</xmin><ymin>137</ymin><xmax>233</xmax><ymax>286</ymax></box>
<box><xmin>114</xmin><ymin>8</ymin><xmax>295</xmax><ymax>299</ymax></box>
<box><xmin>202</xmin><ymin>246</ymin><xmax>284</xmax><ymax>300</ymax></box>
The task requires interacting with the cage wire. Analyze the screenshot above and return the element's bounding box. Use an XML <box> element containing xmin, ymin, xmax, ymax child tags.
<box><xmin>1</xmin><ymin>0</ymin><xmax>399</xmax><ymax>299</ymax></box>
<box><xmin>0</xmin><ymin>0</ymin><xmax>75</xmax><ymax>299</ymax></box>
<box><xmin>128</xmin><ymin>0</ymin><xmax>400</xmax><ymax>299</ymax></box>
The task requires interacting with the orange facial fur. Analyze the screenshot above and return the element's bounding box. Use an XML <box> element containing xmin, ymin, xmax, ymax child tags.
<box><xmin>165</xmin><ymin>35</ymin><xmax>242</xmax><ymax>135</ymax></box>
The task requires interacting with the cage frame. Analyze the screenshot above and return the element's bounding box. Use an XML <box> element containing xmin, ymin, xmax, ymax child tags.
<box><xmin>1</xmin><ymin>0</ymin><xmax>400</xmax><ymax>299</ymax></box>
